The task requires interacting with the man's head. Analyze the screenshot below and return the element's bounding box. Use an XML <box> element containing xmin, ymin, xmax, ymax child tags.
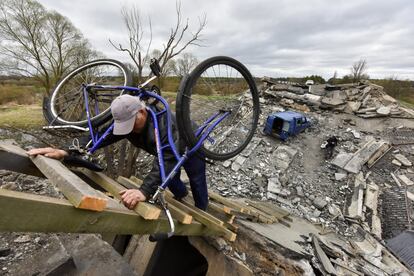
<box><xmin>111</xmin><ymin>95</ymin><xmax>146</xmax><ymax>135</ymax></box>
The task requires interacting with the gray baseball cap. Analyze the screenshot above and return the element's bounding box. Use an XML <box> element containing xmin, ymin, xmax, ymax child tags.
<box><xmin>111</xmin><ymin>95</ymin><xmax>145</xmax><ymax>135</ymax></box>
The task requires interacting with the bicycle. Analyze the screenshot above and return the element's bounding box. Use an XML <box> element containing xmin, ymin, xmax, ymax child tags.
<box><xmin>43</xmin><ymin>56</ymin><xmax>260</xmax><ymax>240</ymax></box>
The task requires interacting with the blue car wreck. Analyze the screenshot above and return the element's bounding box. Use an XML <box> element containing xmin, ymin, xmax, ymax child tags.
<box><xmin>263</xmin><ymin>111</ymin><xmax>311</xmax><ymax>141</ymax></box>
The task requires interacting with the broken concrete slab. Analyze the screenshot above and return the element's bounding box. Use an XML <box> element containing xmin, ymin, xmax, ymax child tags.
<box><xmin>232</xmin><ymin>155</ymin><xmax>247</xmax><ymax>172</ymax></box>
<box><xmin>271</xmin><ymin>145</ymin><xmax>298</xmax><ymax>172</ymax></box>
<box><xmin>313</xmin><ymin>197</ymin><xmax>327</xmax><ymax>210</ymax></box>
<box><xmin>347</xmin><ymin>173</ymin><xmax>365</xmax><ymax>219</ymax></box>
<box><xmin>267</xmin><ymin>177</ymin><xmax>286</xmax><ymax>197</ymax></box>
<box><xmin>376</xmin><ymin>106</ymin><xmax>391</xmax><ymax>115</ymax></box>
<box><xmin>312</xmin><ymin>234</ymin><xmax>337</xmax><ymax>275</ymax></box>
<box><xmin>344</xmin><ymin>101</ymin><xmax>362</xmax><ymax>114</ymax></box>
<box><xmin>335</xmin><ymin>173</ymin><xmax>347</xmax><ymax>181</ymax></box>
<box><xmin>398</xmin><ymin>175</ymin><xmax>414</xmax><ymax>186</ymax></box>
<box><xmin>241</xmin><ymin>137</ymin><xmax>261</xmax><ymax>157</ymax></box>
<box><xmin>60</xmin><ymin>234</ymin><xmax>136</xmax><ymax>276</ymax></box>
<box><xmin>392</xmin><ymin>159</ymin><xmax>402</xmax><ymax>167</ymax></box>
<box><xmin>332</xmin><ymin>139</ymin><xmax>387</xmax><ymax>174</ymax></box>
<box><xmin>394</xmin><ymin>154</ymin><xmax>412</xmax><ymax>167</ymax></box>
<box><xmin>7</xmin><ymin>234</ymin><xmax>76</xmax><ymax>275</ymax></box>
<box><xmin>331</xmin><ymin>152</ymin><xmax>353</xmax><ymax>168</ymax></box>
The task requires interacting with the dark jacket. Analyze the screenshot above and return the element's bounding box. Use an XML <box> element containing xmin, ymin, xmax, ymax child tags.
<box><xmin>66</xmin><ymin>105</ymin><xmax>183</xmax><ymax>199</ymax></box>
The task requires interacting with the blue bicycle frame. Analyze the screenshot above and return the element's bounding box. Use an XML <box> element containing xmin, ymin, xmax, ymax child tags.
<box><xmin>82</xmin><ymin>84</ymin><xmax>230</xmax><ymax>197</ymax></box>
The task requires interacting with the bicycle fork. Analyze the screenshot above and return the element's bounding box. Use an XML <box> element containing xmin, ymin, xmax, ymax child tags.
<box><xmin>148</xmin><ymin>188</ymin><xmax>175</xmax><ymax>242</ymax></box>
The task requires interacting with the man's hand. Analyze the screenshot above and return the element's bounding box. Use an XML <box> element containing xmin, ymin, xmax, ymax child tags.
<box><xmin>119</xmin><ymin>189</ymin><xmax>147</xmax><ymax>209</ymax></box>
<box><xmin>27</xmin><ymin>147</ymin><xmax>68</xmax><ymax>160</ymax></box>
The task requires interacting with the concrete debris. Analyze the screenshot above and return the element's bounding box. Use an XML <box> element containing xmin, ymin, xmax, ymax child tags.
<box><xmin>334</xmin><ymin>173</ymin><xmax>347</xmax><ymax>181</ymax></box>
<box><xmin>313</xmin><ymin>197</ymin><xmax>328</xmax><ymax>210</ymax></box>
<box><xmin>394</xmin><ymin>154</ymin><xmax>412</xmax><ymax>167</ymax></box>
<box><xmin>377</xmin><ymin>106</ymin><xmax>391</xmax><ymax>115</ymax></box>
<box><xmin>392</xmin><ymin>159</ymin><xmax>402</xmax><ymax>167</ymax></box>
<box><xmin>347</xmin><ymin>172</ymin><xmax>365</xmax><ymax>219</ymax></box>
<box><xmin>272</xmin><ymin>145</ymin><xmax>298</xmax><ymax>172</ymax></box>
<box><xmin>263</xmin><ymin>80</ymin><xmax>413</xmax><ymax>118</ymax></box>
<box><xmin>13</xmin><ymin>235</ymin><xmax>31</xmax><ymax>243</ymax></box>
<box><xmin>332</xmin><ymin>139</ymin><xmax>389</xmax><ymax>174</ymax></box>
<box><xmin>2</xmin><ymin>77</ymin><xmax>414</xmax><ymax>275</ymax></box>
<box><xmin>398</xmin><ymin>175</ymin><xmax>414</xmax><ymax>186</ymax></box>
<box><xmin>311</xmin><ymin>234</ymin><xmax>337</xmax><ymax>275</ymax></box>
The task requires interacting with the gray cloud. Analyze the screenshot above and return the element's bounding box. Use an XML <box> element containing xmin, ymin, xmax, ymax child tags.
<box><xmin>37</xmin><ymin>0</ymin><xmax>414</xmax><ymax>80</ymax></box>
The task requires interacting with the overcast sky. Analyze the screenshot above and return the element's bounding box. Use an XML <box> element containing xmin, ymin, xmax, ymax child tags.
<box><xmin>37</xmin><ymin>0</ymin><xmax>414</xmax><ymax>80</ymax></box>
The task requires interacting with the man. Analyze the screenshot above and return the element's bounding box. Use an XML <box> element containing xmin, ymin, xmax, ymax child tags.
<box><xmin>28</xmin><ymin>95</ymin><xmax>208</xmax><ymax>210</ymax></box>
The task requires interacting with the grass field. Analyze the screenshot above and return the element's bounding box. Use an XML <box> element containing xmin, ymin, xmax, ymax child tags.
<box><xmin>0</xmin><ymin>105</ymin><xmax>45</xmax><ymax>129</ymax></box>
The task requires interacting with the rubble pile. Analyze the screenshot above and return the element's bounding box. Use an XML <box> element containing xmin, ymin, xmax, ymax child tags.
<box><xmin>262</xmin><ymin>78</ymin><xmax>414</xmax><ymax>119</ymax></box>
<box><xmin>1</xmin><ymin>79</ymin><xmax>414</xmax><ymax>274</ymax></box>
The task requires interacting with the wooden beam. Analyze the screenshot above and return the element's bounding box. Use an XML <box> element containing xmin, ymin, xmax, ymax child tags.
<box><xmin>31</xmin><ymin>155</ymin><xmax>107</xmax><ymax>211</ymax></box>
<box><xmin>78</xmin><ymin>169</ymin><xmax>161</xmax><ymax>220</ymax></box>
<box><xmin>0</xmin><ymin>143</ymin><xmax>44</xmax><ymax>177</ymax></box>
<box><xmin>247</xmin><ymin>200</ymin><xmax>290</xmax><ymax>219</ymax></box>
<box><xmin>207</xmin><ymin>204</ymin><xmax>235</xmax><ymax>224</ymax></box>
<box><xmin>165</xmin><ymin>193</ymin><xmax>236</xmax><ymax>241</ymax></box>
<box><xmin>208</xmin><ymin>201</ymin><xmax>234</xmax><ymax>215</ymax></box>
<box><xmin>129</xmin><ymin>176</ymin><xmax>143</xmax><ymax>186</ymax></box>
<box><xmin>0</xmin><ymin>189</ymin><xmax>220</xmax><ymax>237</ymax></box>
<box><xmin>208</xmin><ymin>192</ymin><xmax>246</xmax><ymax>213</ymax></box>
<box><xmin>117</xmin><ymin>176</ymin><xmax>141</xmax><ymax>189</ymax></box>
<box><xmin>126</xmin><ymin>176</ymin><xmax>193</xmax><ymax>225</ymax></box>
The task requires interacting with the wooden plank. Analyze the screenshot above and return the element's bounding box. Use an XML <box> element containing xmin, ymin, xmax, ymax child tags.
<box><xmin>206</xmin><ymin>205</ymin><xmax>236</xmax><ymax>224</ymax></box>
<box><xmin>129</xmin><ymin>175</ymin><xmax>143</xmax><ymax>186</ymax></box>
<box><xmin>208</xmin><ymin>192</ymin><xmax>246</xmax><ymax>213</ymax></box>
<box><xmin>208</xmin><ymin>201</ymin><xmax>234</xmax><ymax>215</ymax></box>
<box><xmin>243</xmin><ymin>204</ymin><xmax>277</xmax><ymax>224</ymax></box>
<box><xmin>78</xmin><ymin>169</ymin><xmax>161</xmax><ymax>220</ymax></box>
<box><xmin>165</xmin><ymin>202</ymin><xmax>193</xmax><ymax>225</ymax></box>
<box><xmin>246</xmin><ymin>200</ymin><xmax>287</xmax><ymax>220</ymax></box>
<box><xmin>259</xmin><ymin>201</ymin><xmax>291</xmax><ymax>217</ymax></box>
<box><xmin>31</xmin><ymin>155</ymin><xmax>107</xmax><ymax>211</ymax></box>
<box><xmin>0</xmin><ymin>143</ymin><xmax>44</xmax><ymax>177</ymax></box>
<box><xmin>165</xmin><ymin>193</ymin><xmax>236</xmax><ymax>241</ymax></box>
<box><xmin>117</xmin><ymin>176</ymin><xmax>141</xmax><ymax>189</ymax></box>
<box><xmin>126</xmin><ymin>176</ymin><xmax>193</xmax><ymax>224</ymax></box>
<box><xmin>0</xmin><ymin>189</ymin><xmax>221</xmax><ymax>237</ymax></box>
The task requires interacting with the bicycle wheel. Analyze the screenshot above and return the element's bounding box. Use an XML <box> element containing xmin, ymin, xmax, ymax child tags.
<box><xmin>46</xmin><ymin>59</ymin><xmax>133</xmax><ymax>127</ymax></box>
<box><xmin>176</xmin><ymin>56</ymin><xmax>260</xmax><ymax>161</ymax></box>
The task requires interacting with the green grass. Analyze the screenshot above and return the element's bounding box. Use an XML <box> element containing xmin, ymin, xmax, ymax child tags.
<box><xmin>0</xmin><ymin>105</ymin><xmax>45</xmax><ymax>129</ymax></box>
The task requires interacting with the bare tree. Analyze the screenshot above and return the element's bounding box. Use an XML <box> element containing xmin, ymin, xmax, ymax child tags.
<box><xmin>351</xmin><ymin>59</ymin><xmax>369</xmax><ymax>82</ymax></box>
<box><xmin>0</xmin><ymin>0</ymin><xmax>97</xmax><ymax>94</ymax></box>
<box><xmin>173</xmin><ymin>52</ymin><xmax>199</xmax><ymax>77</ymax></box>
<box><xmin>109</xmin><ymin>1</ymin><xmax>206</xmax><ymax>178</ymax></box>
<box><xmin>157</xmin><ymin>2</ymin><xmax>206</xmax><ymax>73</ymax></box>
<box><xmin>112</xmin><ymin>1</ymin><xmax>206</xmax><ymax>78</ymax></box>
<box><xmin>110</xmin><ymin>6</ymin><xmax>152</xmax><ymax>83</ymax></box>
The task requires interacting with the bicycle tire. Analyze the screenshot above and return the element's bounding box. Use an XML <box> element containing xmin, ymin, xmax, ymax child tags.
<box><xmin>45</xmin><ymin>59</ymin><xmax>133</xmax><ymax>127</ymax></box>
<box><xmin>176</xmin><ymin>56</ymin><xmax>260</xmax><ymax>161</ymax></box>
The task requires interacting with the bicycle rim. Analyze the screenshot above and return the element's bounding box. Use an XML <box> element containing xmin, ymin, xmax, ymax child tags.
<box><xmin>178</xmin><ymin>56</ymin><xmax>259</xmax><ymax>160</ymax></box>
<box><xmin>50</xmin><ymin>60</ymin><xmax>131</xmax><ymax>126</ymax></box>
